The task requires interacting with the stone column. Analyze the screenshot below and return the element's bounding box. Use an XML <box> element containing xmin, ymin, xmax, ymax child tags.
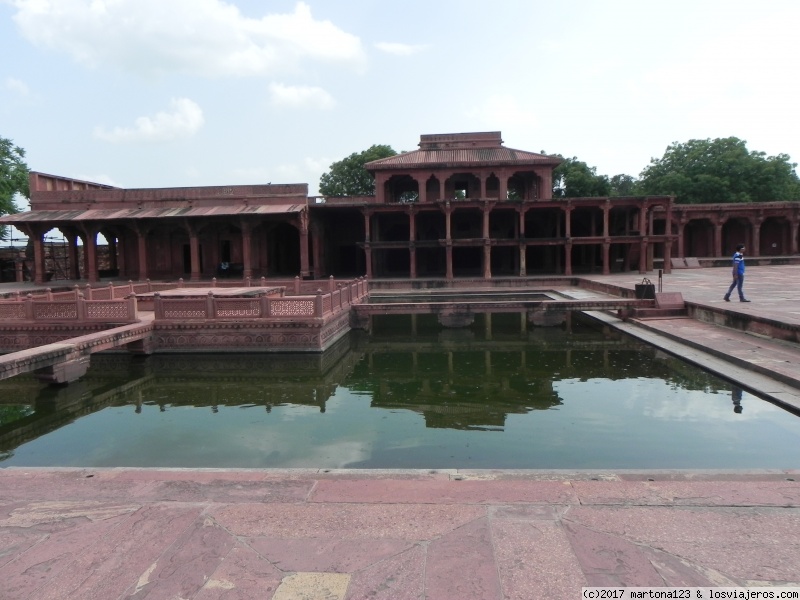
<box><xmin>639</xmin><ymin>204</ymin><xmax>648</xmax><ymax>236</ymax></box>
<box><xmin>714</xmin><ymin>221</ymin><xmax>723</xmax><ymax>257</ymax></box>
<box><xmin>564</xmin><ymin>206</ymin><xmax>572</xmax><ymax>238</ymax></box>
<box><xmin>564</xmin><ymin>241</ymin><xmax>572</xmax><ymax>276</ymax></box>
<box><xmin>445</xmin><ymin>202</ymin><xmax>453</xmax><ymax>279</ymax></box>
<box><xmin>66</xmin><ymin>233</ymin><xmax>80</xmax><ymax>280</ymax></box>
<box><xmin>408</xmin><ymin>207</ymin><xmax>417</xmax><ymax>279</ymax></box>
<box><xmin>365</xmin><ymin>243</ymin><xmax>373</xmax><ymax>279</ymax></box>
<box><xmin>602</xmin><ymin>240</ymin><xmax>610</xmax><ymax>275</ymax></box>
<box><xmin>753</xmin><ymin>217</ymin><xmax>763</xmax><ymax>257</ymax></box>
<box><xmin>299</xmin><ymin>210</ymin><xmax>310</xmax><ymax>278</ymax></box>
<box><xmin>189</xmin><ymin>229</ymin><xmax>201</xmax><ymax>281</ymax></box>
<box><xmin>663</xmin><ymin>235</ymin><xmax>672</xmax><ymax>274</ymax></box>
<box><xmin>85</xmin><ymin>229</ymin><xmax>98</xmax><ymax>283</ymax></box>
<box><xmin>639</xmin><ymin>239</ymin><xmax>647</xmax><ymax>273</ymax></box>
<box><xmin>241</xmin><ymin>222</ymin><xmax>253</xmax><ymax>279</ymax></box>
<box><xmin>602</xmin><ymin>202</ymin><xmax>610</xmax><ymax>237</ymax></box>
<box><xmin>136</xmin><ymin>227</ymin><xmax>148</xmax><ymax>280</ymax></box>
<box><xmin>32</xmin><ymin>229</ymin><xmax>46</xmax><ymax>284</ymax></box>
<box><xmin>311</xmin><ymin>225</ymin><xmax>323</xmax><ymax>278</ymax></box>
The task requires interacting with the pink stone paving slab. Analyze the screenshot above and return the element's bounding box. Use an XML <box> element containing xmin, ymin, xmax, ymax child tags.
<box><xmin>126</xmin><ymin>516</ymin><xmax>237</xmax><ymax>600</ymax></box>
<box><xmin>564</xmin><ymin>506</ymin><xmax>800</xmax><ymax>584</ymax></box>
<box><xmin>492</xmin><ymin>519</ymin><xmax>587</xmax><ymax>600</ymax></box>
<box><xmin>141</xmin><ymin>478</ymin><xmax>314</xmax><ymax>504</ymax></box>
<box><xmin>310</xmin><ymin>478</ymin><xmax>578</xmax><ymax>504</ymax></box>
<box><xmin>0</xmin><ymin>508</ymin><xmax>137</xmax><ymax>600</ymax></box>
<box><xmin>566</xmin><ymin>505</ymin><xmax>800</xmax><ymax>546</ymax></box>
<box><xmin>194</xmin><ymin>543</ymin><xmax>283</xmax><ymax>600</ymax></box>
<box><xmin>0</xmin><ymin>529</ymin><xmax>45</xmax><ymax>569</ymax></box>
<box><xmin>209</xmin><ymin>503</ymin><xmax>487</xmax><ymax>541</ymax></box>
<box><xmin>0</xmin><ymin>500</ymin><xmax>139</xmax><ymax>528</ymax></box>
<box><xmin>425</xmin><ymin>517</ymin><xmax>502</xmax><ymax>600</ymax></box>
<box><xmin>571</xmin><ymin>480</ymin><xmax>800</xmax><ymax>506</ymax></box>
<box><xmin>345</xmin><ymin>544</ymin><xmax>426</xmax><ymax>600</ymax></box>
<box><xmin>654</xmin><ymin>542</ymin><xmax>800</xmax><ymax>585</ymax></box>
<box><xmin>25</xmin><ymin>505</ymin><xmax>203</xmax><ymax>600</ymax></box>
<box><xmin>0</xmin><ymin>469</ymin><xmax>145</xmax><ymax>502</ymax></box>
<box><xmin>562</xmin><ymin>521</ymin><xmax>673</xmax><ymax>587</ymax></box>
<box><xmin>247</xmin><ymin>537</ymin><xmax>416</xmax><ymax>573</ymax></box>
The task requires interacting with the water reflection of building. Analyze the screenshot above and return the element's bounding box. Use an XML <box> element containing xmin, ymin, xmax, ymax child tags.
<box><xmin>0</xmin><ymin>315</ymin><xmax>737</xmax><ymax>458</ymax></box>
<box><xmin>0</xmin><ymin>337</ymin><xmax>359</xmax><ymax>456</ymax></box>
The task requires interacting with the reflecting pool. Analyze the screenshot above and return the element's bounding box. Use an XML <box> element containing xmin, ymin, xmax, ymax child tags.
<box><xmin>2</xmin><ymin>313</ymin><xmax>800</xmax><ymax>469</ymax></box>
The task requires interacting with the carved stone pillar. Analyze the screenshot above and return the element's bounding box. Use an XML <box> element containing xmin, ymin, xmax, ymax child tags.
<box><xmin>299</xmin><ymin>209</ymin><xmax>310</xmax><ymax>278</ymax></box>
<box><xmin>564</xmin><ymin>241</ymin><xmax>572</xmax><ymax>276</ymax></box>
<box><xmin>241</xmin><ymin>222</ymin><xmax>253</xmax><ymax>279</ymax></box>
<box><xmin>81</xmin><ymin>227</ymin><xmax>98</xmax><ymax>283</ymax></box>
<box><xmin>752</xmin><ymin>217</ymin><xmax>763</xmax><ymax>257</ymax></box>
<box><xmin>408</xmin><ymin>207</ymin><xmax>417</xmax><ymax>279</ymax></box>
<box><xmin>32</xmin><ymin>228</ymin><xmax>46</xmax><ymax>284</ymax></box>
<box><xmin>136</xmin><ymin>227</ymin><xmax>148</xmax><ymax>281</ymax></box>
<box><xmin>189</xmin><ymin>229</ymin><xmax>201</xmax><ymax>281</ymax></box>
<box><xmin>483</xmin><ymin>241</ymin><xmax>491</xmax><ymax>279</ymax></box>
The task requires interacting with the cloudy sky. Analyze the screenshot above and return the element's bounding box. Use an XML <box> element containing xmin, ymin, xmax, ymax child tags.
<box><xmin>2</xmin><ymin>0</ymin><xmax>799</xmax><ymax>202</ymax></box>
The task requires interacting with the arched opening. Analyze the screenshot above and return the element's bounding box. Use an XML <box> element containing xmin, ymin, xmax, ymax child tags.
<box><xmin>445</xmin><ymin>173</ymin><xmax>480</xmax><ymax>199</ymax></box>
<box><xmin>385</xmin><ymin>175</ymin><xmax>419</xmax><ymax>203</ymax></box>
<box><xmin>684</xmin><ymin>219</ymin><xmax>715</xmax><ymax>257</ymax></box>
<box><xmin>721</xmin><ymin>218</ymin><xmax>749</xmax><ymax>256</ymax></box>
<box><xmin>760</xmin><ymin>217</ymin><xmax>790</xmax><ymax>256</ymax></box>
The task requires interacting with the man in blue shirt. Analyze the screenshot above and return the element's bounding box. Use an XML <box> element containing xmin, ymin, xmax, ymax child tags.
<box><xmin>723</xmin><ymin>244</ymin><xmax>750</xmax><ymax>302</ymax></box>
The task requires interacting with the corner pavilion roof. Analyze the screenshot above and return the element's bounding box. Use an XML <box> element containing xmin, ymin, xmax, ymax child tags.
<box><xmin>365</xmin><ymin>132</ymin><xmax>561</xmax><ymax>171</ymax></box>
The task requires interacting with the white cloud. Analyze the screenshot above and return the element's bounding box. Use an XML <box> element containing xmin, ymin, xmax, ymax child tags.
<box><xmin>5</xmin><ymin>77</ymin><xmax>30</xmax><ymax>96</ymax></box>
<box><xmin>93</xmin><ymin>97</ymin><xmax>204</xmax><ymax>143</ymax></box>
<box><xmin>269</xmin><ymin>83</ymin><xmax>334</xmax><ymax>109</ymax></box>
<box><xmin>9</xmin><ymin>0</ymin><xmax>365</xmax><ymax>77</ymax></box>
<box><xmin>375</xmin><ymin>42</ymin><xmax>426</xmax><ymax>56</ymax></box>
<box><xmin>465</xmin><ymin>94</ymin><xmax>539</xmax><ymax>130</ymax></box>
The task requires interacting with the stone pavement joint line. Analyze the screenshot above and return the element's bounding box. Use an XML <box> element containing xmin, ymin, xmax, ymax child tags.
<box><xmin>1</xmin><ymin>469</ymin><xmax>800</xmax><ymax>599</ymax></box>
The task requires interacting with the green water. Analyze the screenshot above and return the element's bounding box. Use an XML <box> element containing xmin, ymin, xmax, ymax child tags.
<box><xmin>2</xmin><ymin>313</ymin><xmax>799</xmax><ymax>469</ymax></box>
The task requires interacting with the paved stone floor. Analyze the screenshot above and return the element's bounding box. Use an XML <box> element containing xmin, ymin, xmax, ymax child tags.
<box><xmin>1</xmin><ymin>468</ymin><xmax>800</xmax><ymax>599</ymax></box>
<box><xmin>2</xmin><ymin>264</ymin><xmax>800</xmax><ymax>598</ymax></box>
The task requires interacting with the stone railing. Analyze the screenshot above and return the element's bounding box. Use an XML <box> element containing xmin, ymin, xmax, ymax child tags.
<box><xmin>0</xmin><ymin>292</ymin><xmax>139</xmax><ymax>323</ymax></box>
<box><xmin>153</xmin><ymin>277</ymin><xmax>369</xmax><ymax>320</ymax></box>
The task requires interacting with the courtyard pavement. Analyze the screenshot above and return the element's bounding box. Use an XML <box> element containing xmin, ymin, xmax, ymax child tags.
<box><xmin>2</xmin><ymin>264</ymin><xmax>800</xmax><ymax>598</ymax></box>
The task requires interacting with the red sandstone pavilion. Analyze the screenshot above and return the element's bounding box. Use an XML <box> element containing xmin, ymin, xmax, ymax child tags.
<box><xmin>1</xmin><ymin>131</ymin><xmax>798</xmax><ymax>285</ymax></box>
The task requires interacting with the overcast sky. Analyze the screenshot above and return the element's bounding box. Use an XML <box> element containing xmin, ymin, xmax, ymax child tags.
<box><xmin>2</xmin><ymin>0</ymin><xmax>800</xmax><ymax>203</ymax></box>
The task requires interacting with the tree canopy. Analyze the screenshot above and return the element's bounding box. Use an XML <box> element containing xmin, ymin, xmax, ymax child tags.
<box><xmin>550</xmin><ymin>155</ymin><xmax>610</xmax><ymax>198</ymax></box>
<box><xmin>319</xmin><ymin>144</ymin><xmax>397</xmax><ymax>196</ymax></box>
<box><xmin>1</xmin><ymin>135</ymin><xmax>29</xmax><ymax>239</ymax></box>
<box><xmin>638</xmin><ymin>137</ymin><xmax>800</xmax><ymax>204</ymax></box>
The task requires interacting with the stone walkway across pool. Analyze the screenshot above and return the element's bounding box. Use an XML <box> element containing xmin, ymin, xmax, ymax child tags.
<box><xmin>2</xmin><ymin>264</ymin><xmax>800</xmax><ymax>598</ymax></box>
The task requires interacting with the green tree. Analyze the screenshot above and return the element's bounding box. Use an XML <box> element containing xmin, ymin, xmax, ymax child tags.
<box><xmin>638</xmin><ymin>137</ymin><xmax>800</xmax><ymax>204</ymax></box>
<box><xmin>609</xmin><ymin>174</ymin><xmax>639</xmax><ymax>197</ymax></box>
<box><xmin>319</xmin><ymin>144</ymin><xmax>397</xmax><ymax>196</ymax></box>
<box><xmin>550</xmin><ymin>155</ymin><xmax>610</xmax><ymax>198</ymax></box>
<box><xmin>1</xmin><ymin>136</ymin><xmax>29</xmax><ymax>239</ymax></box>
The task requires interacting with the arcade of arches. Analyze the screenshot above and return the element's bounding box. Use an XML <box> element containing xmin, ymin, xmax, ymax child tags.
<box><xmin>1</xmin><ymin>132</ymin><xmax>798</xmax><ymax>284</ymax></box>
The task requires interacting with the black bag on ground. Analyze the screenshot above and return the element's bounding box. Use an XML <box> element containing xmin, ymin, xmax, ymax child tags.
<box><xmin>635</xmin><ymin>278</ymin><xmax>655</xmax><ymax>299</ymax></box>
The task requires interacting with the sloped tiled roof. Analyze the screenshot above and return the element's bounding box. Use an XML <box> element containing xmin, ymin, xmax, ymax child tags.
<box><xmin>0</xmin><ymin>204</ymin><xmax>304</xmax><ymax>224</ymax></box>
<box><xmin>365</xmin><ymin>132</ymin><xmax>561</xmax><ymax>171</ymax></box>
<box><xmin>366</xmin><ymin>147</ymin><xmax>561</xmax><ymax>171</ymax></box>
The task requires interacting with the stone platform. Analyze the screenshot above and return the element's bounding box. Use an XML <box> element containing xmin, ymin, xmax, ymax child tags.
<box><xmin>1</xmin><ymin>468</ymin><xmax>799</xmax><ymax>599</ymax></box>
